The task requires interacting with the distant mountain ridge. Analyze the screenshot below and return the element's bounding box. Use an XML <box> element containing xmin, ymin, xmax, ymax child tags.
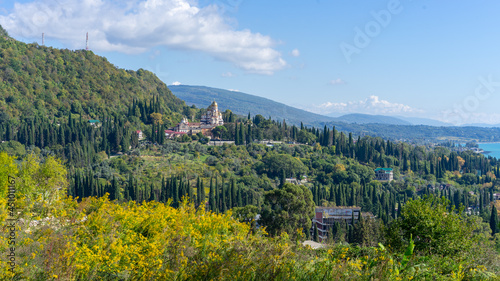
<box><xmin>169</xmin><ymin>85</ymin><xmax>500</xmax><ymax>142</ymax></box>
<box><xmin>169</xmin><ymin>85</ymin><xmax>335</xmax><ymax>126</ymax></box>
<box><xmin>333</xmin><ymin>113</ymin><xmax>412</xmax><ymax>125</ymax></box>
<box><xmin>396</xmin><ymin>116</ymin><xmax>452</xmax><ymax>127</ymax></box>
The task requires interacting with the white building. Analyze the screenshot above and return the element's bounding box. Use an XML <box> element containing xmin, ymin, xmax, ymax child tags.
<box><xmin>375</xmin><ymin>168</ymin><xmax>393</xmax><ymax>181</ymax></box>
<box><xmin>201</xmin><ymin>101</ymin><xmax>224</xmax><ymax>126</ymax></box>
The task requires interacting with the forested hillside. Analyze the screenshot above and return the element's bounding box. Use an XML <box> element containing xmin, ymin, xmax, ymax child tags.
<box><xmin>0</xmin><ymin>27</ymin><xmax>185</xmax><ymax>122</ymax></box>
<box><xmin>2</xmin><ymin>25</ymin><xmax>500</xmax><ymax>280</ymax></box>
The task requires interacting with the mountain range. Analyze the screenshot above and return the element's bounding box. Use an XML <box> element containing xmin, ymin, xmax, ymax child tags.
<box><xmin>1</xmin><ymin>25</ymin><xmax>500</xmax><ymax>142</ymax></box>
<box><xmin>169</xmin><ymin>85</ymin><xmax>335</xmax><ymax>127</ymax></box>
<box><xmin>170</xmin><ymin>85</ymin><xmax>500</xmax><ymax>142</ymax></box>
<box><xmin>170</xmin><ymin>85</ymin><xmax>450</xmax><ymax>126</ymax></box>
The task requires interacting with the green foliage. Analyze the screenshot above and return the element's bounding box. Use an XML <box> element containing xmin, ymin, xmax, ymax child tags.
<box><xmin>0</xmin><ymin>140</ymin><xmax>26</xmax><ymax>156</ymax></box>
<box><xmin>260</xmin><ymin>152</ymin><xmax>308</xmax><ymax>178</ymax></box>
<box><xmin>232</xmin><ymin>204</ymin><xmax>259</xmax><ymax>224</ymax></box>
<box><xmin>260</xmin><ymin>183</ymin><xmax>314</xmax><ymax>239</ymax></box>
<box><xmin>0</xmin><ymin>36</ymin><xmax>185</xmax><ymax>121</ymax></box>
<box><xmin>385</xmin><ymin>196</ymin><xmax>480</xmax><ymax>257</ymax></box>
<box><xmin>16</xmin><ymin>153</ymin><xmax>68</xmax><ymax>216</ymax></box>
<box><xmin>491</xmin><ymin>205</ymin><xmax>499</xmax><ymax>235</ymax></box>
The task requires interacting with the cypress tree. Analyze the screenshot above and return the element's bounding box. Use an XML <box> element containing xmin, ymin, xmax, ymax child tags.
<box><xmin>237</xmin><ymin>185</ymin><xmax>243</xmax><ymax>207</ymax></box>
<box><xmin>313</xmin><ymin>223</ymin><xmax>319</xmax><ymax>242</ymax></box>
<box><xmin>280</xmin><ymin>168</ymin><xmax>286</xmax><ymax>188</ymax></box>
<box><xmin>239</xmin><ymin>123</ymin><xmax>245</xmax><ymax>145</ymax></box>
<box><xmin>247</xmin><ymin>123</ymin><xmax>252</xmax><ymax>144</ymax></box>
<box><xmin>235</xmin><ymin>123</ymin><xmax>239</xmax><ymax>144</ymax></box>
<box><xmin>200</xmin><ymin>180</ymin><xmax>205</xmax><ymax>206</ymax></box>
<box><xmin>215</xmin><ymin>176</ymin><xmax>220</xmax><ymax>212</ymax></box>
<box><xmin>209</xmin><ymin>178</ymin><xmax>216</xmax><ymax>212</ymax></box>
<box><xmin>188</xmin><ymin>180</ymin><xmax>194</xmax><ymax>201</ymax></box>
<box><xmin>228</xmin><ymin>179</ymin><xmax>233</xmax><ymax>209</ymax></box>
<box><xmin>112</xmin><ymin>176</ymin><xmax>120</xmax><ymax>201</ymax></box>
<box><xmin>231</xmin><ymin>179</ymin><xmax>237</xmax><ymax>208</ymax></box>
<box><xmin>196</xmin><ymin>177</ymin><xmax>201</xmax><ymax>206</ymax></box>
<box><xmin>329</xmin><ymin>184</ymin><xmax>335</xmax><ymax>203</ymax></box>
<box><xmin>491</xmin><ymin>205</ymin><xmax>499</xmax><ymax>235</ymax></box>
<box><xmin>221</xmin><ymin>179</ymin><xmax>227</xmax><ymax>213</ymax></box>
<box><xmin>173</xmin><ymin>177</ymin><xmax>179</xmax><ymax>207</ymax></box>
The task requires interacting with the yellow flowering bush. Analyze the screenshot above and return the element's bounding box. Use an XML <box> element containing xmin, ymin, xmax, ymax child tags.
<box><xmin>1</xmin><ymin>152</ymin><xmax>499</xmax><ymax>280</ymax></box>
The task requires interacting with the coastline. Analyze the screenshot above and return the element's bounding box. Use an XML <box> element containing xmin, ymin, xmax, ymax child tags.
<box><xmin>477</xmin><ymin>143</ymin><xmax>500</xmax><ymax>159</ymax></box>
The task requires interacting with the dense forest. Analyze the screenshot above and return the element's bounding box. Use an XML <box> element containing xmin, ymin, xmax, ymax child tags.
<box><xmin>2</xmin><ymin>26</ymin><xmax>500</xmax><ymax>279</ymax></box>
<box><xmin>0</xmin><ymin>26</ymin><xmax>185</xmax><ymax>124</ymax></box>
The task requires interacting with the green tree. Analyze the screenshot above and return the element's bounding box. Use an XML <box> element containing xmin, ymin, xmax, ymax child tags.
<box><xmin>313</xmin><ymin>223</ymin><xmax>319</xmax><ymax>242</ymax></box>
<box><xmin>232</xmin><ymin>205</ymin><xmax>259</xmax><ymax>224</ymax></box>
<box><xmin>209</xmin><ymin>178</ymin><xmax>216</xmax><ymax>212</ymax></box>
<box><xmin>297</xmin><ymin>130</ymin><xmax>316</xmax><ymax>144</ymax></box>
<box><xmin>385</xmin><ymin>196</ymin><xmax>480</xmax><ymax>257</ymax></box>
<box><xmin>260</xmin><ymin>152</ymin><xmax>308</xmax><ymax>179</ymax></box>
<box><xmin>212</xmin><ymin>126</ymin><xmax>227</xmax><ymax>140</ymax></box>
<box><xmin>491</xmin><ymin>205</ymin><xmax>499</xmax><ymax>235</ymax></box>
<box><xmin>260</xmin><ymin>183</ymin><xmax>314</xmax><ymax>239</ymax></box>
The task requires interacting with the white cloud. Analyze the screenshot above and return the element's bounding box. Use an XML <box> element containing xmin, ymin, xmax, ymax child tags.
<box><xmin>171</xmin><ymin>81</ymin><xmax>181</xmax><ymax>85</ymax></box>
<box><xmin>329</xmin><ymin>78</ymin><xmax>345</xmax><ymax>85</ymax></box>
<box><xmin>221</xmin><ymin>72</ymin><xmax>235</xmax><ymax>77</ymax></box>
<box><xmin>290</xmin><ymin>48</ymin><xmax>300</xmax><ymax>57</ymax></box>
<box><xmin>0</xmin><ymin>0</ymin><xmax>286</xmax><ymax>74</ymax></box>
<box><xmin>228</xmin><ymin>89</ymin><xmax>239</xmax><ymax>92</ymax></box>
<box><xmin>311</xmin><ymin>95</ymin><xmax>423</xmax><ymax>115</ymax></box>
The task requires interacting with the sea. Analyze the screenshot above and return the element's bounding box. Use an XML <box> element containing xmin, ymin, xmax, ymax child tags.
<box><xmin>478</xmin><ymin>143</ymin><xmax>500</xmax><ymax>159</ymax></box>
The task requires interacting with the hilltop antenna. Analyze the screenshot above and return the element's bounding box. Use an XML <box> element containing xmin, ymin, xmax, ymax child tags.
<box><xmin>42</xmin><ymin>33</ymin><xmax>44</xmax><ymax>46</ymax></box>
<box><xmin>86</xmin><ymin>32</ymin><xmax>89</xmax><ymax>50</ymax></box>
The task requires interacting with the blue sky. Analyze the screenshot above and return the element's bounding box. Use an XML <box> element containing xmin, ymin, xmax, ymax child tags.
<box><xmin>2</xmin><ymin>0</ymin><xmax>500</xmax><ymax>125</ymax></box>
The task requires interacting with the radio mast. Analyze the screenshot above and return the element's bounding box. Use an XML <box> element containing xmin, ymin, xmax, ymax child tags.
<box><xmin>86</xmin><ymin>32</ymin><xmax>89</xmax><ymax>50</ymax></box>
<box><xmin>42</xmin><ymin>33</ymin><xmax>44</xmax><ymax>46</ymax></box>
